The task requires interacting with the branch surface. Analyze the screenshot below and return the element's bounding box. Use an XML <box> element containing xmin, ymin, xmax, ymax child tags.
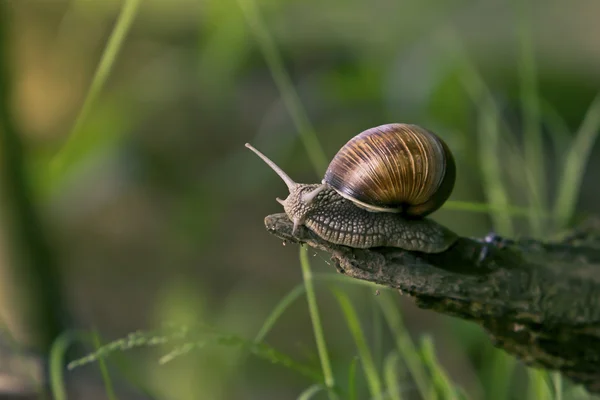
<box><xmin>264</xmin><ymin>213</ymin><xmax>600</xmax><ymax>394</ymax></box>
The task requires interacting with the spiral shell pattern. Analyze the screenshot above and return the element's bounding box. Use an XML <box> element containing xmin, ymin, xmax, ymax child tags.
<box><xmin>323</xmin><ymin>123</ymin><xmax>455</xmax><ymax>217</ymax></box>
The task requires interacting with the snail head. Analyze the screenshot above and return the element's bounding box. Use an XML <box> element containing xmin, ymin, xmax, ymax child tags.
<box><xmin>245</xmin><ymin>143</ymin><xmax>326</xmax><ymax>234</ymax></box>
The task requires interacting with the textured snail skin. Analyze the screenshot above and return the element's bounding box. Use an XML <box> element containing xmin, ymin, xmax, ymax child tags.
<box><xmin>284</xmin><ymin>184</ymin><xmax>457</xmax><ymax>253</ymax></box>
<box><xmin>324</xmin><ymin>124</ymin><xmax>455</xmax><ymax>217</ymax></box>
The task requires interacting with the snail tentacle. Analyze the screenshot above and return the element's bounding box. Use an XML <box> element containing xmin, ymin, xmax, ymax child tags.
<box><xmin>245</xmin><ymin>143</ymin><xmax>297</xmax><ymax>191</ymax></box>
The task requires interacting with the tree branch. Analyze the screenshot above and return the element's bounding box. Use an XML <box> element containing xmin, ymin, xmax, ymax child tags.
<box><xmin>264</xmin><ymin>213</ymin><xmax>600</xmax><ymax>394</ymax></box>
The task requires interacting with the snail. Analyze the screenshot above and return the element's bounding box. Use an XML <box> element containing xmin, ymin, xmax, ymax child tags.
<box><xmin>246</xmin><ymin>123</ymin><xmax>458</xmax><ymax>253</ymax></box>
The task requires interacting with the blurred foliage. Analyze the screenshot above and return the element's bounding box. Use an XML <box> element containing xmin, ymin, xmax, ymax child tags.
<box><xmin>0</xmin><ymin>0</ymin><xmax>599</xmax><ymax>399</ymax></box>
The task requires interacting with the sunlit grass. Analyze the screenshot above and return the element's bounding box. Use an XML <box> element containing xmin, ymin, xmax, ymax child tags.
<box><xmin>553</xmin><ymin>93</ymin><xmax>600</xmax><ymax>229</ymax></box>
<box><xmin>483</xmin><ymin>349</ymin><xmax>517</xmax><ymax>400</ymax></box>
<box><xmin>553</xmin><ymin>372</ymin><xmax>564</xmax><ymax>400</ymax></box>
<box><xmin>421</xmin><ymin>335</ymin><xmax>460</xmax><ymax>400</ymax></box>
<box><xmin>474</xmin><ymin>90</ymin><xmax>515</xmax><ymax>236</ymax></box>
<box><xmin>444</xmin><ymin>25</ymin><xmax>599</xmax><ymax>242</ymax></box>
<box><xmin>254</xmin><ymin>284</ymin><xmax>305</xmax><ymax>343</ymax></box>
<box><xmin>255</xmin><ymin>273</ymin><xmax>380</xmax><ymax>346</ymax></box>
<box><xmin>50</xmin><ymin>0</ymin><xmax>143</xmax><ymax>180</ymax></box>
<box><xmin>443</xmin><ymin>200</ymin><xmax>549</xmax><ymax>218</ymax></box>
<box><xmin>92</xmin><ymin>330</ymin><xmax>118</xmax><ymax>400</ymax></box>
<box><xmin>379</xmin><ymin>292</ymin><xmax>431</xmax><ymax>398</ymax></box>
<box><xmin>528</xmin><ymin>369</ymin><xmax>553</xmax><ymax>400</ymax></box>
<box><xmin>236</xmin><ymin>0</ymin><xmax>328</xmax><ymax>174</ymax></box>
<box><xmin>49</xmin><ymin>332</ymin><xmax>76</xmax><ymax>400</ymax></box>
<box><xmin>299</xmin><ymin>247</ymin><xmax>337</xmax><ymax>398</ymax></box>
<box><xmin>66</xmin><ymin>325</ymin><xmax>325</xmax><ymax>383</ymax></box>
<box><xmin>298</xmin><ymin>384</ymin><xmax>327</xmax><ymax>400</ymax></box>
<box><xmin>331</xmin><ymin>287</ymin><xmax>383</xmax><ymax>399</ymax></box>
<box><xmin>383</xmin><ymin>352</ymin><xmax>403</xmax><ymax>400</ymax></box>
<box><xmin>514</xmin><ymin>0</ymin><xmax>546</xmax><ymax>237</ymax></box>
<box><xmin>347</xmin><ymin>356</ymin><xmax>359</xmax><ymax>400</ymax></box>
<box><xmin>445</xmin><ymin>32</ymin><xmax>516</xmax><ymax>236</ymax></box>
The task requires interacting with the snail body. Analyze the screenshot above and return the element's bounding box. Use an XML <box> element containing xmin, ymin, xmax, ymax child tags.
<box><xmin>246</xmin><ymin>123</ymin><xmax>458</xmax><ymax>253</ymax></box>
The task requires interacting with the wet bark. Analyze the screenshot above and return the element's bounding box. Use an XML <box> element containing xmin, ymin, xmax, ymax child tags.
<box><xmin>264</xmin><ymin>213</ymin><xmax>600</xmax><ymax>394</ymax></box>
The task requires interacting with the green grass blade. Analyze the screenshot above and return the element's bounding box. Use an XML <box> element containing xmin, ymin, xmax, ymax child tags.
<box><xmin>313</xmin><ymin>272</ymin><xmax>381</xmax><ymax>289</ymax></box>
<box><xmin>71</xmin><ymin>326</ymin><xmax>324</xmax><ymax>384</ymax></box>
<box><xmin>331</xmin><ymin>287</ymin><xmax>383</xmax><ymax>399</ymax></box>
<box><xmin>470</xmin><ymin>79</ymin><xmax>514</xmax><ymax>236</ymax></box>
<box><xmin>483</xmin><ymin>349</ymin><xmax>515</xmax><ymax>400</ymax></box>
<box><xmin>50</xmin><ymin>0</ymin><xmax>143</xmax><ymax>178</ymax></box>
<box><xmin>420</xmin><ymin>335</ymin><xmax>458</xmax><ymax>400</ymax></box>
<box><xmin>255</xmin><ymin>283</ymin><xmax>306</xmax><ymax>343</ymax></box>
<box><xmin>255</xmin><ymin>273</ymin><xmax>382</xmax><ymax>348</ymax></box>
<box><xmin>383</xmin><ymin>352</ymin><xmax>403</xmax><ymax>400</ymax></box>
<box><xmin>210</xmin><ymin>333</ymin><xmax>323</xmax><ymax>381</ymax></box>
<box><xmin>298</xmin><ymin>384</ymin><xmax>326</xmax><ymax>400</ymax></box>
<box><xmin>236</xmin><ymin>0</ymin><xmax>328</xmax><ymax>174</ymax></box>
<box><xmin>161</xmin><ymin>331</ymin><xmax>325</xmax><ymax>382</ymax></box>
<box><xmin>92</xmin><ymin>330</ymin><xmax>118</xmax><ymax>400</ymax></box>
<box><xmin>540</xmin><ymin>99</ymin><xmax>572</xmax><ymax>168</ymax></box>
<box><xmin>563</xmin><ymin>385</ymin><xmax>591</xmax><ymax>400</ymax></box>
<box><xmin>448</xmin><ymin>28</ymin><xmax>554</xmax><ymax>237</ymax></box>
<box><xmin>238</xmin><ymin>339</ymin><xmax>324</xmax><ymax>384</ymax></box>
<box><xmin>448</xmin><ymin>46</ymin><xmax>521</xmax><ymax>155</ymax></box>
<box><xmin>449</xmin><ymin>40</ymin><xmax>514</xmax><ymax>235</ymax></box>
<box><xmin>444</xmin><ymin>30</ymin><xmax>552</xmax><ymax>236</ymax></box>
<box><xmin>103</xmin><ymin>352</ymin><xmax>161</xmax><ymax>399</ymax></box>
<box><xmin>443</xmin><ymin>200</ymin><xmax>550</xmax><ymax>219</ymax></box>
<box><xmin>552</xmin><ymin>372</ymin><xmax>563</xmax><ymax>400</ymax></box>
<box><xmin>514</xmin><ymin>0</ymin><xmax>546</xmax><ymax>236</ymax></box>
<box><xmin>553</xmin><ymin>93</ymin><xmax>600</xmax><ymax>229</ymax></box>
<box><xmin>348</xmin><ymin>356</ymin><xmax>358</xmax><ymax>400</ymax></box>
<box><xmin>527</xmin><ymin>369</ymin><xmax>552</xmax><ymax>400</ymax></box>
<box><xmin>68</xmin><ymin>326</ymin><xmax>188</xmax><ymax>370</ymax></box>
<box><xmin>456</xmin><ymin>388</ymin><xmax>471</xmax><ymax>400</ymax></box>
<box><xmin>378</xmin><ymin>292</ymin><xmax>430</xmax><ymax>399</ymax></box>
<box><xmin>49</xmin><ymin>332</ymin><xmax>78</xmax><ymax>400</ymax></box>
<box><xmin>40</xmin><ymin>97</ymin><xmax>135</xmax><ymax>196</ymax></box>
<box><xmin>372</xmin><ymin>295</ymin><xmax>383</xmax><ymax>374</ymax></box>
<box><xmin>299</xmin><ymin>247</ymin><xmax>337</xmax><ymax>397</ymax></box>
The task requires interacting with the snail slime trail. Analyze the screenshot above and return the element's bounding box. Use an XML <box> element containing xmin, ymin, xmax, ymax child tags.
<box><xmin>246</xmin><ymin>123</ymin><xmax>459</xmax><ymax>253</ymax></box>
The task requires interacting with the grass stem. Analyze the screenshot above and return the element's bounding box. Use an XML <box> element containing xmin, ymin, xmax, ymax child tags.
<box><xmin>92</xmin><ymin>330</ymin><xmax>118</xmax><ymax>400</ymax></box>
<box><xmin>331</xmin><ymin>287</ymin><xmax>383</xmax><ymax>399</ymax></box>
<box><xmin>379</xmin><ymin>292</ymin><xmax>430</xmax><ymax>399</ymax></box>
<box><xmin>515</xmin><ymin>0</ymin><xmax>546</xmax><ymax>237</ymax></box>
<box><xmin>51</xmin><ymin>0</ymin><xmax>143</xmax><ymax>177</ymax></box>
<box><xmin>49</xmin><ymin>332</ymin><xmax>76</xmax><ymax>400</ymax></box>
<box><xmin>299</xmin><ymin>247</ymin><xmax>337</xmax><ymax>398</ymax></box>
<box><xmin>553</xmin><ymin>93</ymin><xmax>600</xmax><ymax>229</ymax></box>
<box><xmin>237</xmin><ymin>0</ymin><xmax>328</xmax><ymax>174</ymax></box>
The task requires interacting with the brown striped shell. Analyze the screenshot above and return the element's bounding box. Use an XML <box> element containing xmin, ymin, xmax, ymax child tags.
<box><xmin>323</xmin><ymin>123</ymin><xmax>455</xmax><ymax>217</ymax></box>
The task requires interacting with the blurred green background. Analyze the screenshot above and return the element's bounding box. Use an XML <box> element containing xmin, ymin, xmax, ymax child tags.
<box><xmin>0</xmin><ymin>0</ymin><xmax>599</xmax><ymax>399</ymax></box>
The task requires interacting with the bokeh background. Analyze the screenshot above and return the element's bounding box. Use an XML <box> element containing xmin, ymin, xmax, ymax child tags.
<box><xmin>0</xmin><ymin>0</ymin><xmax>599</xmax><ymax>399</ymax></box>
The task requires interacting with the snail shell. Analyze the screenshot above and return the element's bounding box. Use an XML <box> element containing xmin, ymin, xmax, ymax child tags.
<box><xmin>323</xmin><ymin>123</ymin><xmax>455</xmax><ymax>217</ymax></box>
